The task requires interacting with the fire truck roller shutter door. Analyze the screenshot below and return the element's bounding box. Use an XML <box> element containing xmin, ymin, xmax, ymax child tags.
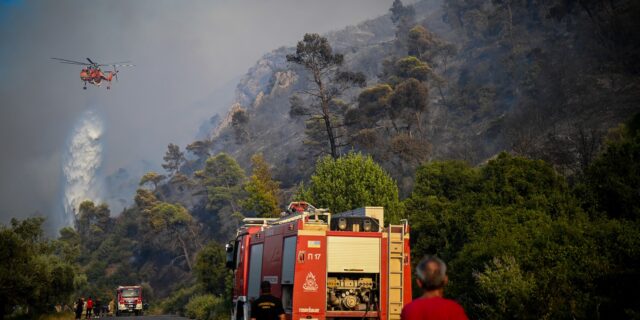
<box><xmin>247</xmin><ymin>243</ymin><xmax>264</xmax><ymax>300</ymax></box>
<box><xmin>327</xmin><ymin>237</ymin><xmax>380</xmax><ymax>273</ymax></box>
<box><xmin>281</xmin><ymin>236</ymin><xmax>297</xmax><ymax>313</ymax></box>
<box><xmin>281</xmin><ymin>236</ymin><xmax>296</xmax><ymax>284</ymax></box>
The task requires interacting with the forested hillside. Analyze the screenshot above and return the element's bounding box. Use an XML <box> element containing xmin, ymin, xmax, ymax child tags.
<box><xmin>2</xmin><ymin>0</ymin><xmax>639</xmax><ymax>319</ymax></box>
<box><xmin>201</xmin><ymin>0</ymin><xmax>639</xmax><ymax>194</ymax></box>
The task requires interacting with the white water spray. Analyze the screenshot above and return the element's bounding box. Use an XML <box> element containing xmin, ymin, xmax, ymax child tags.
<box><xmin>62</xmin><ymin>110</ymin><xmax>104</xmax><ymax>225</ymax></box>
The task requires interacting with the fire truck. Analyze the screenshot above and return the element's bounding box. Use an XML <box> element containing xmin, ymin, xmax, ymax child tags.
<box><xmin>115</xmin><ymin>285</ymin><xmax>144</xmax><ymax>316</ymax></box>
<box><xmin>225</xmin><ymin>202</ymin><xmax>411</xmax><ymax>320</ymax></box>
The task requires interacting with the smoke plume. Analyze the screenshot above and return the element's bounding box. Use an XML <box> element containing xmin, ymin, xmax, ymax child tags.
<box><xmin>62</xmin><ymin>110</ymin><xmax>104</xmax><ymax>225</ymax></box>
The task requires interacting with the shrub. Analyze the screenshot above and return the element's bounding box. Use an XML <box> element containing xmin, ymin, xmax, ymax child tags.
<box><xmin>184</xmin><ymin>294</ymin><xmax>224</xmax><ymax>320</ymax></box>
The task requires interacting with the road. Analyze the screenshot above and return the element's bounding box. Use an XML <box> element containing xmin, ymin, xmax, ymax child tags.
<box><xmin>99</xmin><ymin>316</ymin><xmax>188</xmax><ymax>320</ymax></box>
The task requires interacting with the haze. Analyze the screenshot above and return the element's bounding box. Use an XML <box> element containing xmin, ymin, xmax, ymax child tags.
<box><xmin>0</xmin><ymin>0</ymin><xmax>397</xmax><ymax>232</ymax></box>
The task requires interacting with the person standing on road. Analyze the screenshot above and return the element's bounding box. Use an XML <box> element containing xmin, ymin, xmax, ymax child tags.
<box><xmin>401</xmin><ymin>256</ymin><xmax>468</xmax><ymax>320</ymax></box>
<box><xmin>94</xmin><ymin>298</ymin><xmax>101</xmax><ymax>317</ymax></box>
<box><xmin>74</xmin><ymin>298</ymin><xmax>83</xmax><ymax>320</ymax></box>
<box><xmin>85</xmin><ymin>296</ymin><xmax>94</xmax><ymax>319</ymax></box>
<box><xmin>108</xmin><ymin>299</ymin><xmax>115</xmax><ymax>317</ymax></box>
<box><xmin>250</xmin><ymin>281</ymin><xmax>286</xmax><ymax>320</ymax></box>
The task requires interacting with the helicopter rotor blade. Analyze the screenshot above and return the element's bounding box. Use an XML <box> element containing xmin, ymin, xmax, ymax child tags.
<box><xmin>98</xmin><ymin>62</ymin><xmax>134</xmax><ymax>67</ymax></box>
<box><xmin>86</xmin><ymin>58</ymin><xmax>97</xmax><ymax>65</ymax></box>
<box><xmin>56</xmin><ymin>61</ymin><xmax>91</xmax><ymax>65</ymax></box>
<box><xmin>51</xmin><ymin>57</ymin><xmax>89</xmax><ymax>65</ymax></box>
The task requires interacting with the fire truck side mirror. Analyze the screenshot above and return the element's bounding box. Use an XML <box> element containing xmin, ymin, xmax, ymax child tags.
<box><xmin>225</xmin><ymin>243</ymin><xmax>236</xmax><ymax>270</ymax></box>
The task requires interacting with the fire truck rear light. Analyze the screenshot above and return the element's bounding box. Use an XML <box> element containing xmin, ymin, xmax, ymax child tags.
<box><xmin>338</xmin><ymin>218</ymin><xmax>347</xmax><ymax>230</ymax></box>
<box><xmin>363</xmin><ymin>220</ymin><xmax>372</xmax><ymax>231</ymax></box>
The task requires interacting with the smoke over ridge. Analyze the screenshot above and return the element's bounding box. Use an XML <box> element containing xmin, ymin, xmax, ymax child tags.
<box><xmin>62</xmin><ymin>110</ymin><xmax>104</xmax><ymax>225</ymax></box>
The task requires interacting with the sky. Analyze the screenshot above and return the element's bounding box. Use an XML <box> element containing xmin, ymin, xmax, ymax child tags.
<box><xmin>0</xmin><ymin>0</ymin><xmax>398</xmax><ymax>233</ymax></box>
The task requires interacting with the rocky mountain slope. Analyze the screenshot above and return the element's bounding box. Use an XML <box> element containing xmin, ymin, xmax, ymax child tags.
<box><xmin>197</xmin><ymin>0</ymin><xmax>638</xmax><ymax>194</ymax></box>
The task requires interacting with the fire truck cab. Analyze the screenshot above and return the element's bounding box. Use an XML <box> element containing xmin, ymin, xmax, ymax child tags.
<box><xmin>225</xmin><ymin>202</ymin><xmax>411</xmax><ymax>320</ymax></box>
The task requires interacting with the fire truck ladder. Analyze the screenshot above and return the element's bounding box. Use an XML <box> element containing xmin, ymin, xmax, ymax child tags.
<box><xmin>387</xmin><ymin>224</ymin><xmax>406</xmax><ymax>320</ymax></box>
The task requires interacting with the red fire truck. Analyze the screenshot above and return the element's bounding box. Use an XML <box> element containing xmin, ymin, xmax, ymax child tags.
<box><xmin>115</xmin><ymin>285</ymin><xmax>144</xmax><ymax>316</ymax></box>
<box><xmin>225</xmin><ymin>202</ymin><xmax>411</xmax><ymax>320</ymax></box>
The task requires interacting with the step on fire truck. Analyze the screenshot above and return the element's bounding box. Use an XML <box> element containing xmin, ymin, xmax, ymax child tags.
<box><xmin>225</xmin><ymin>202</ymin><xmax>411</xmax><ymax>320</ymax></box>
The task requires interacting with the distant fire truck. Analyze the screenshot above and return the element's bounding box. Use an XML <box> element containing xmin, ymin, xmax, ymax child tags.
<box><xmin>115</xmin><ymin>285</ymin><xmax>144</xmax><ymax>316</ymax></box>
<box><xmin>225</xmin><ymin>202</ymin><xmax>411</xmax><ymax>320</ymax></box>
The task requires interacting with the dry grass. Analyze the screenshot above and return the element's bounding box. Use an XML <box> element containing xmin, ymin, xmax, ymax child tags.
<box><xmin>37</xmin><ymin>312</ymin><xmax>75</xmax><ymax>320</ymax></box>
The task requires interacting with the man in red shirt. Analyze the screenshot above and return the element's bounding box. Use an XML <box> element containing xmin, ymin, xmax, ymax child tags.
<box><xmin>85</xmin><ymin>296</ymin><xmax>93</xmax><ymax>319</ymax></box>
<box><xmin>401</xmin><ymin>256</ymin><xmax>468</xmax><ymax>320</ymax></box>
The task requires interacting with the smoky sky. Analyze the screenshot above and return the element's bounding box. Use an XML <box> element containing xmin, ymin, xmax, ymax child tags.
<box><xmin>0</xmin><ymin>0</ymin><xmax>398</xmax><ymax>231</ymax></box>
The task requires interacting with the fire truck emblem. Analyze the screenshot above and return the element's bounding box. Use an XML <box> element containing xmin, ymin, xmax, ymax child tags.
<box><xmin>302</xmin><ymin>272</ymin><xmax>319</xmax><ymax>292</ymax></box>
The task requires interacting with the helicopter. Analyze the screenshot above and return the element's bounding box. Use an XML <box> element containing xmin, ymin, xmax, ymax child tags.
<box><xmin>52</xmin><ymin>57</ymin><xmax>134</xmax><ymax>90</ymax></box>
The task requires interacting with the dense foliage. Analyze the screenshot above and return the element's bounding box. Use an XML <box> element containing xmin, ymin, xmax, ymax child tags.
<box><xmin>240</xmin><ymin>154</ymin><xmax>282</xmax><ymax>218</ymax></box>
<box><xmin>405</xmin><ymin>115</ymin><xmax>640</xmax><ymax>319</ymax></box>
<box><xmin>0</xmin><ymin>217</ymin><xmax>77</xmax><ymax>318</ymax></box>
<box><xmin>299</xmin><ymin>153</ymin><xmax>403</xmax><ymax>223</ymax></box>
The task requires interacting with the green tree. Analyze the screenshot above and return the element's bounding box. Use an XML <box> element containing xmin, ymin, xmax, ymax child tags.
<box><xmin>162</xmin><ymin>143</ymin><xmax>186</xmax><ymax>176</ymax></box>
<box><xmin>76</xmin><ymin>201</ymin><xmax>112</xmax><ymax>251</ymax></box>
<box><xmin>347</xmin><ymin>84</ymin><xmax>393</xmax><ymax>131</ymax></box>
<box><xmin>241</xmin><ymin>154</ymin><xmax>281</xmax><ymax>217</ymax></box>
<box><xmin>287</xmin><ymin>33</ymin><xmax>366</xmax><ymax>159</ymax></box>
<box><xmin>404</xmin><ymin>160</ymin><xmax>478</xmax><ymax>264</ymax></box>
<box><xmin>581</xmin><ymin>113</ymin><xmax>640</xmax><ymax>220</ymax></box>
<box><xmin>135</xmin><ymin>188</ymin><xmax>160</xmax><ymax>212</ymax></box>
<box><xmin>148</xmin><ymin>202</ymin><xmax>198</xmax><ymax>271</ymax></box>
<box><xmin>407</xmin><ymin>25</ymin><xmax>433</xmax><ymax>58</ymax></box>
<box><xmin>405</xmin><ymin>154</ymin><xmax>617</xmax><ymax>319</ymax></box>
<box><xmin>383</xmin><ymin>56</ymin><xmax>430</xmax><ymax>84</ymax></box>
<box><xmin>185</xmin><ymin>294</ymin><xmax>226</xmax><ymax>320</ymax></box>
<box><xmin>186</xmin><ymin>140</ymin><xmax>212</xmax><ymax>159</ymax></box>
<box><xmin>55</xmin><ymin>226</ymin><xmax>81</xmax><ymax>263</ymax></box>
<box><xmin>195</xmin><ymin>153</ymin><xmax>246</xmax><ymax>213</ymax></box>
<box><xmin>574</xmin><ymin>114</ymin><xmax>640</xmax><ymax>317</ymax></box>
<box><xmin>389</xmin><ymin>78</ymin><xmax>429</xmax><ymax>133</ymax></box>
<box><xmin>194</xmin><ymin>243</ymin><xmax>229</xmax><ymax>295</ymax></box>
<box><xmin>303</xmin><ymin>153</ymin><xmax>402</xmax><ymax>223</ymax></box>
<box><xmin>195</xmin><ymin>153</ymin><xmax>246</xmax><ymax>241</ymax></box>
<box><xmin>0</xmin><ymin>218</ymin><xmax>76</xmax><ymax>317</ymax></box>
<box><xmin>133</xmin><ymin>189</ymin><xmax>199</xmax><ymax>271</ymax></box>
<box><xmin>139</xmin><ymin>171</ymin><xmax>166</xmax><ymax>189</ymax></box>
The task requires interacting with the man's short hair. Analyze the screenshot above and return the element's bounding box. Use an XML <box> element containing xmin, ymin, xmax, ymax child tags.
<box><xmin>260</xmin><ymin>280</ymin><xmax>271</xmax><ymax>293</ymax></box>
<box><xmin>415</xmin><ymin>255</ymin><xmax>447</xmax><ymax>290</ymax></box>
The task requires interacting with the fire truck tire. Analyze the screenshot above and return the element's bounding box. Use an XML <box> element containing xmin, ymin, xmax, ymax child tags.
<box><xmin>115</xmin><ymin>310</ymin><xmax>120</xmax><ymax>317</ymax></box>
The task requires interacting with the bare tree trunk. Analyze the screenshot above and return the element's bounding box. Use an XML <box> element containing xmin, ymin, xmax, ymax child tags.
<box><xmin>314</xmin><ymin>69</ymin><xmax>338</xmax><ymax>159</ymax></box>
<box><xmin>176</xmin><ymin>232</ymin><xmax>192</xmax><ymax>271</ymax></box>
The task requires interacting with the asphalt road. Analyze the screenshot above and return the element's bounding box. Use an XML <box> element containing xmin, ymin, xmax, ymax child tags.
<box><xmin>99</xmin><ymin>316</ymin><xmax>188</xmax><ymax>320</ymax></box>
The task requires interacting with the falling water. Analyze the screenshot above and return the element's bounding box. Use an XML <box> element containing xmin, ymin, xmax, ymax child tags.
<box><xmin>62</xmin><ymin>110</ymin><xmax>104</xmax><ymax>225</ymax></box>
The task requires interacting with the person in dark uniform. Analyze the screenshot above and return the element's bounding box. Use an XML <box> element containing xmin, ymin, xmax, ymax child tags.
<box><xmin>250</xmin><ymin>281</ymin><xmax>286</xmax><ymax>320</ymax></box>
<box><xmin>74</xmin><ymin>298</ymin><xmax>84</xmax><ymax>320</ymax></box>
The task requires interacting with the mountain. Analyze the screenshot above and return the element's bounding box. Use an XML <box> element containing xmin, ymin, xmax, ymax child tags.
<box><xmin>199</xmin><ymin>0</ymin><xmax>639</xmax><ymax>194</ymax></box>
